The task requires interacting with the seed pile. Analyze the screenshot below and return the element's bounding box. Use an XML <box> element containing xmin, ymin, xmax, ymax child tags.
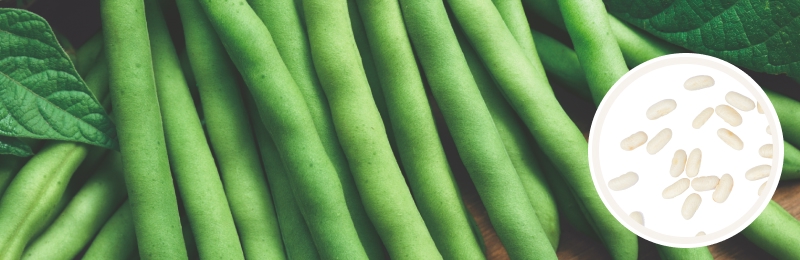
<box><xmin>612</xmin><ymin>75</ymin><xmax>775</xmax><ymax>233</ymax></box>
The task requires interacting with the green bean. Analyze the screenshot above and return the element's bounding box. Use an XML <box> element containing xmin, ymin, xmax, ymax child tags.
<box><xmin>145</xmin><ymin>0</ymin><xmax>244</xmax><ymax>258</ymax></box>
<box><xmin>248</xmin><ymin>98</ymin><xmax>320</xmax><ymax>260</ymax></box>
<box><xmin>354</xmin><ymin>0</ymin><xmax>483</xmax><ymax>258</ymax></box>
<box><xmin>555</xmin><ymin>0</ymin><xmax>627</xmax><ymax>104</ymax></box>
<box><xmin>459</xmin><ymin>28</ymin><xmax>560</xmax><ymax>249</ymax></box>
<box><xmin>656</xmin><ymin>245</ymin><xmax>713</xmax><ymax>260</ymax></box>
<box><xmin>174</xmin><ymin>0</ymin><xmax>284</xmax><ymax>258</ymax></box>
<box><xmin>0</xmin><ymin>156</ymin><xmax>27</xmax><ymax>198</ymax></box>
<box><xmin>400</xmin><ymin>0</ymin><xmax>557</xmax><ymax>258</ymax></box>
<box><xmin>0</xmin><ymin>141</ymin><xmax>88</xmax><ymax>259</ymax></box>
<box><xmin>100</xmin><ymin>0</ymin><xmax>187</xmax><ymax>257</ymax></box>
<box><xmin>530</xmin><ymin>30</ymin><xmax>591</xmax><ymax>101</ymax></box>
<box><xmin>23</xmin><ymin>152</ymin><xmax>126</xmax><ymax>260</ymax></box>
<box><xmin>782</xmin><ymin>142</ymin><xmax>800</xmax><ymax>180</ymax></box>
<box><xmin>540</xmin><ymin>156</ymin><xmax>597</xmax><ymax>239</ymax></box>
<box><xmin>303</xmin><ymin>0</ymin><xmax>440</xmax><ymax>258</ymax></box>
<box><xmin>485</xmin><ymin>0</ymin><xmax>563</xmax><ymax>248</ymax></box>
<box><xmin>197</xmin><ymin>0</ymin><xmax>368</xmax><ymax>257</ymax></box>
<box><xmin>76</xmin><ymin>32</ymin><xmax>104</xmax><ymax>76</ymax></box>
<box><xmin>446</xmin><ymin>0</ymin><xmax>637</xmax><ymax>258</ymax></box>
<box><xmin>346</xmin><ymin>0</ymin><xmax>399</xmax><ymax>159</ymax></box>
<box><xmin>742</xmin><ymin>201</ymin><xmax>800</xmax><ymax>259</ymax></box>
<box><xmin>82</xmin><ymin>202</ymin><xmax>137</xmax><ymax>260</ymax></box>
<box><xmin>246</xmin><ymin>0</ymin><xmax>382</xmax><ymax>256</ymax></box>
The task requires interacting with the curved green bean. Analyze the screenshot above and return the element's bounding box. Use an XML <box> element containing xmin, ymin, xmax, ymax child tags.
<box><xmin>246</xmin><ymin>0</ymin><xmax>382</xmax><ymax>256</ymax></box>
<box><xmin>459</xmin><ymin>29</ymin><xmax>560</xmax><ymax>249</ymax></box>
<box><xmin>100</xmin><ymin>0</ymin><xmax>187</xmax><ymax>257</ymax></box>
<box><xmin>0</xmin><ymin>141</ymin><xmax>88</xmax><ymax>259</ymax></box>
<box><xmin>303</xmin><ymin>0</ymin><xmax>440</xmax><ymax>258</ymax></box>
<box><xmin>0</xmin><ymin>156</ymin><xmax>27</xmax><ymax>198</ymax></box>
<box><xmin>486</xmin><ymin>0</ymin><xmax>562</xmax><ymax>248</ymax></box>
<box><xmin>530</xmin><ymin>30</ymin><xmax>591</xmax><ymax>101</ymax></box>
<box><xmin>23</xmin><ymin>152</ymin><xmax>126</xmax><ymax>260</ymax></box>
<box><xmin>248</xmin><ymin>99</ymin><xmax>320</xmax><ymax>260</ymax></box>
<box><xmin>400</xmin><ymin>0</ymin><xmax>557</xmax><ymax>258</ymax></box>
<box><xmin>175</xmin><ymin>0</ymin><xmax>284</xmax><ymax>259</ymax></box>
<box><xmin>76</xmin><ymin>32</ymin><xmax>104</xmax><ymax>76</ymax></box>
<box><xmin>742</xmin><ymin>201</ymin><xmax>800</xmax><ymax>259</ymax></box>
<box><xmin>82</xmin><ymin>202</ymin><xmax>137</xmax><ymax>260</ymax></box>
<box><xmin>197</xmin><ymin>0</ymin><xmax>368</xmax><ymax>257</ymax></box>
<box><xmin>446</xmin><ymin>0</ymin><xmax>637</xmax><ymax>258</ymax></box>
<box><xmin>355</xmin><ymin>0</ymin><xmax>483</xmax><ymax>258</ymax></box>
<box><xmin>145</xmin><ymin>0</ymin><xmax>244</xmax><ymax>258</ymax></box>
<box><xmin>555</xmin><ymin>0</ymin><xmax>627</xmax><ymax>104</ymax></box>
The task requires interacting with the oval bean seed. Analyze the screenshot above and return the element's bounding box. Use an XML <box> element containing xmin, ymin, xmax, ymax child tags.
<box><xmin>712</xmin><ymin>174</ymin><xmax>733</xmax><ymax>203</ymax></box>
<box><xmin>759</xmin><ymin>144</ymin><xmax>773</xmax><ymax>158</ymax></box>
<box><xmin>647</xmin><ymin>128</ymin><xmax>672</xmax><ymax>155</ymax></box>
<box><xmin>684</xmin><ymin>75</ymin><xmax>714</xmax><ymax>90</ymax></box>
<box><xmin>767</xmin><ymin>125</ymin><xmax>771</xmax><ymax>135</ymax></box>
<box><xmin>759</xmin><ymin>182</ymin><xmax>767</xmax><ymax>196</ymax></box>
<box><xmin>718</xmin><ymin>128</ymin><xmax>744</xmax><ymax>150</ymax></box>
<box><xmin>726</xmin><ymin>91</ymin><xmax>755</xmax><ymax>111</ymax></box>
<box><xmin>682</xmin><ymin>193</ymin><xmax>702</xmax><ymax>220</ymax></box>
<box><xmin>757</xmin><ymin>102</ymin><xmax>764</xmax><ymax>114</ymax></box>
<box><xmin>662</xmin><ymin>178</ymin><xmax>690</xmax><ymax>199</ymax></box>
<box><xmin>670</xmin><ymin>150</ymin><xmax>687</xmax><ymax>177</ymax></box>
<box><xmin>715</xmin><ymin>105</ymin><xmax>742</xmax><ymax>127</ymax></box>
<box><xmin>692</xmin><ymin>107</ymin><xmax>714</xmax><ymax>129</ymax></box>
<box><xmin>620</xmin><ymin>131</ymin><xmax>647</xmax><ymax>151</ymax></box>
<box><xmin>608</xmin><ymin>172</ymin><xmax>638</xmax><ymax>191</ymax></box>
<box><xmin>629</xmin><ymin>211</ymin><xmax>644</xmax><ymax>226</ymax></box>
<box><xmin>646</xmin><ymin>99</ymin><xmax>677</xmax><ymax>120</ymax></box>
<box><xmin>686</xmin><ymin>149</ymin><xmax>702</xmax><ymax>177</ymax></box>
<box><xmin>691</xmin><ymin>176</ymin><xmax>720</xmax><ymax>191</ymax></box>
<box><xmin>746</xmin><ymin>165</ymin><xmax>771</xmax><ymax>181</ymax></box>
<box><xmin>696</xmin><ymin>232</ymin><xmax>705</xmax><ymax>236</ymax></box>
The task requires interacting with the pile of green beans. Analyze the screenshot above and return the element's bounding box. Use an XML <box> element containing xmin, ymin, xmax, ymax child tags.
<box><xmin>4</xmin><ymin>0</ymin><xmax>800</xmax><ymax>259</ymax></box>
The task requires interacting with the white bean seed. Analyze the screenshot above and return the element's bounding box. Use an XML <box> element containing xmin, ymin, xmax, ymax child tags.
<box><xmin>715</xmin><ymin>105</ymin><xmax>742</xmax><ymax>127</ymax></box>
<box><xmin>759</xmin><ymin>181</ymin><xmax>767</xmax><ymax>196</ymax></box>
<box><xmin>630</xmin><ymin>211</ymin><xmax>644</xmax><ymax>226</ymax></box>
<box><xmin>760</xmin><ymin>144</ymin><xmax>773</xmax><ymax>158</ymax></box>
<box><xmin>662</xmin><ymin>178</ymin><xmax>690</xmax><ymax>199</ymax></box>
<box><xmin>718</xmin><ymin>128</ymin><xmax>744</xmax><ymax>150</ymax></box>
<box><xmin>608</xmin><ymin>172</ymin><xmax>639</xmax><ymax>191</ymax></box>
<box><xmin>682</xmin><ymin>193</ymin><xmax>702</xmax><ymax>220</ymax></box>
<box><xmin>692</xmin><ymin>107</ymin><xmax>714</xmax><ymax>129</ymax></box>
<box><xmin>767</xmin><ymin>125</ymin><xmax>771</xmax><ymax>135</ymax></box>
<box><xmin>647</xmin><ymin>128</ymin><xmax>672</xmax><ymax>155</ymax></box>
<box><xmin>670</xmin><ymin>150</ymin><xmax>688</xmax><ymax>177</ymax></box>
<box><xmin>620</xmin><ymin>131</ymin><xmax>648</xmax><ymax>151</ymax></box>
<box><xmin>686</xmin><ymin>148</ymin><xmax>702</xmax><ymax>178</ymax></box>
<box><xmin>684</xmin><ymin>75</ymin><xmax>714</xmax><ymax>90</ymax></box>
<box><xmin>758</xmin><ymin>102</ymin><xmax>764</xmax><ymax>114</ymax></box>
<box><xmin>725</xmin><ymin>91</ymin><xmax>755</xmax><ymax>111</ymax></box>
<box><xmin>692</xmin><ymin>176</ymin><xmax>720</xmax><ymax>191</ymax></box>
<box><xmin>696</xmin><ymin>231</ymin><xmax>706</xmax><ymax>236</ymax></box>
<box><xmin>713</xmin><ymin>174</ymin><xmax>734</xmax><ymax>203</ymax></box>
<box><xmin>746</xmin><ymin>165</ymin><xmax>771</xmax><ymax>181</ymax></box>
<box><xmin>647</xmin><ymin>99</ymin><xmax>677</xmax><ymax>120</ymax></box>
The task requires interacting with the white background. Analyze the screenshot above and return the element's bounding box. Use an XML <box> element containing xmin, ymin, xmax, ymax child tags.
<box><xmin>594</xmin><ymin>63</ymin><xmax>780</xmax><ymax>242</ymax></box>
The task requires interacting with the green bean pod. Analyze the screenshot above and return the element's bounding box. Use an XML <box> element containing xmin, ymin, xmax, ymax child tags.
<box><xmin>540</xmin><ymin>155</ymin><xmax>598</xmax><ymax>239</ymax></box>
<box><xmin>0</xmin><ymin>141</ymin><xmax>88</xmax><ymax>259</ymax></box>
<box><xmin>483</xmin><ymin>0</ymin><xmax>562</xmax><ymax>248</ymax></box>
<box><xmin>656</xmin><ymin>246</ymin><xmax>713</xmax><ymax>260</ymax></box>
<box><xmin>248</xmin><ymin>99</ymin><xmax>320</xmax><ymax>260</ymax></box>
<box><xmin>445</xmin><ymin>0</ymin><xmax>637</xmax><ymax>258</ymax></box>
<box><xmin>303</xmin><ymin>0</ymin><xmax>440</xmax><ymax>258</ymax></box>
<box><xmin>82</xmin><ymin>202</ymin><xmax>137</xmax><ymax>260</ymax></box>
<box><xmin>174</xmin><ymin>0</ymin><xmax>284</xmax><ymax>259</ymax></box>
<box><xmin>0</xmin><ymin>155</ymin><xmax>27</xmax><ymax>198</ymax></box>
<box><xmin>355</xmin><ymin>0</ymin><xmax>484</xmax><ymax>258</ymax></box>
<box><xmin>23</xmin><ymin>152</ymin><xmax>126</xmax><ymax>260</ymax></box>
<box><xmin>246</xmin><ymin>0</ymin><xmax>382</xmax><ymax>256</ymax></box>
<box><xmin>100</xmin><ymin>0</ymin><xmax>187</xmax><ymax>257</ymax></box>
<box><xmin>400</xmin><ymin>0</ymin><xmax>557</xmax><ymax>258</ymax></box>
<box><xmin>76</xmin><ymin>32</ymin><xmax>104</xmax><ymax>76</ymax></box>
<box><xmin>197</xmin><ymin>0</ymin><xmax>368</xmax><ymax>257</ymax></box>
<box><xmin>145</xmin><ymin>0</ymin><xmax>244</xmax><ymax>258</ymax></box>
<box><xmin>530</xmin><ymin>30</ymin><xmax>591</xmax><ymax>101</ymax></box>
<box><xmin>555</xmin><ymin>0</ymin><xmax>627</xmax><ymax>104</ymax></box>
<box><xmin>742</xmin><ymin>201</ymin><xmax>800</xmax><ymax>259</ymax></box>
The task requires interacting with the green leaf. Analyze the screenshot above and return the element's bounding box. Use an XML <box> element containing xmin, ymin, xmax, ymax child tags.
<box><xmin>604</xmin><ymin>0</ymin><xmax>800</xmax><ymax>77</ymax></box>
<box><xmin>0</xmin><ymin>136</ymin><xmax>32</xmax><ymax>157</ymax></box>
<box><xmin>0</xmin><ymin>8</ymin><xmax>117</xmax><ymax>149</ymax></box>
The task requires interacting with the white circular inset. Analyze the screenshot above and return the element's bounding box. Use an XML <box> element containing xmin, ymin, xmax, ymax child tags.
<box><xmin>588</xmin><ymin>54</ymin><xmax>783</xmax><ymax>248</ymax></box>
